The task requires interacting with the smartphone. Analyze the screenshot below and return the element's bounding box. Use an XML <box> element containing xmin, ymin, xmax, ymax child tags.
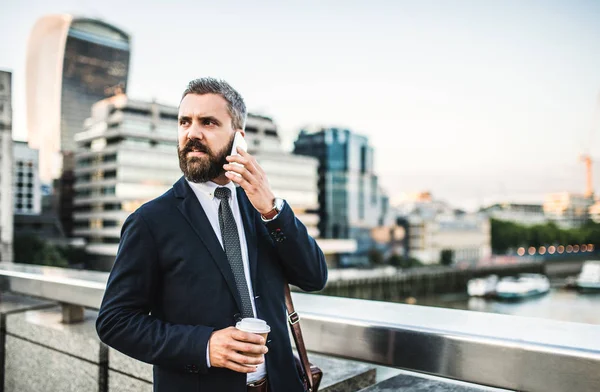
<box><xmin>229</xmin><ymin>131</ymin><xmax>247</xmax><ymax>176</ymax></box>
<box><xmin>230</xmin><ymin>131</ymin><xmax>248</xmax><ymax>156</ymax></box>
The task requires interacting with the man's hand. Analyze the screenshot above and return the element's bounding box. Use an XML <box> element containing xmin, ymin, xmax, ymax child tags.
<box><xmin>224</xmin><ymin>148</ymin><xmax>276</xmax><ymax>215</ymax></box>
<box><xmin>208</xmin><ymin>327</ymin><xmax>268</xmax><ymax>373</ymax></box>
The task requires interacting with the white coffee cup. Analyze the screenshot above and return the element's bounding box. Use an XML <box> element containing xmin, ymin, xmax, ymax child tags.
<box><xmin>235</xmin><ymin>317</ymin><xmax>271</xmax><ymax>340</ymax></box>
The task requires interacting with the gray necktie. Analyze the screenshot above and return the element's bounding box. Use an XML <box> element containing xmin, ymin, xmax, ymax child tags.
<box><xmin>214</xmin><ymin>187</ymin><xmax>254</xmax><ymax>318</ymax></box>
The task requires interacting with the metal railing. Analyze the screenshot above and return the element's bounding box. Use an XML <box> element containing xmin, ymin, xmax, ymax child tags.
<box><xmin>0</xmin><ymin>262</ymin><xmax>599</xmax><ymax>392</ymax></box>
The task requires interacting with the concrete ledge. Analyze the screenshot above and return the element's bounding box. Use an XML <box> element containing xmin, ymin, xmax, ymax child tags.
<box><xmin>5</xmin><ymin>306</ymin><xmax>104</xmax><ymax>363</ymax></box>
<box><xmin>5</xmin><ymin>336</ymin><xmax>101</xmax><ymax>392</ymax></box>
<box><xmin>358</xmin><ymin>370</ymin><xmax>512</xmax><ymax>392</ymax></box>
<box><xmin>0</xmin><ymin>292</ymin><xmax>57</xmax><ymax>392</ymax></box>
<box><xmin>4</xmin><ymin>306</ymin><xmax>106</xmax><ymax>392</ymax></box>
<box><xmin>309</xmin><ymin>352</ymin><xmax>376</xmax><ymax>392</ymax></box>
<box><xmin>109</xmin><ymin>348</ymin><xmax>153</xmax><ymax>383</ymax></box>
<box><xmin>108</xmin><ymin>370</ymin><xmax>152</xmax><ymax>392</ymax></box>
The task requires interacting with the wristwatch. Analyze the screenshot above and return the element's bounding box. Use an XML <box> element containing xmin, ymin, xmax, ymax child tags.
<box><xmin>261</xmin><ymin>198</ymin><xmax>284</xmax><ymax>221</ymax></box>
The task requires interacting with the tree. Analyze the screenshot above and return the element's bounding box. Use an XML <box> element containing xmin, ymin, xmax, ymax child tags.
<box><xmin>13</xmin><ymin>235</ymin><xmax>69</xmax><ymax>268</ymax></box>
<box><xmin>490</xmin><ymin>218</ymin><xmax>600</xmax><ymax>254</ymax></box>
<box><xmin>440</xmin><ymin>249</ymin><xmax>454</xmax><ymax>266</ymax></box>
<box><xmin>368</xmin><ymin>248</ymin><xmax>385</xmax><ymax>265</ymax></box>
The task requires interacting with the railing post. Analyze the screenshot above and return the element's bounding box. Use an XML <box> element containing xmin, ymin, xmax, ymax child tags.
<box><xmin>61</xmin><ymin>303</ymin><xmax>85</xmax><ymax>324</ymax></box>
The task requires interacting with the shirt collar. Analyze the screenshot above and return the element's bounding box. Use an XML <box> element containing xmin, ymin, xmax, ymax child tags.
<box><xmin>186</xmin><ymin>179</ymin><xmax>237</xmax><ymax>201</ymax></box>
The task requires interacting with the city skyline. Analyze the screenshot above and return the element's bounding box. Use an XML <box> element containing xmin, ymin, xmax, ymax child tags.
<box><xmin>1</xmin><ymin>0</ymin><xmax>600</xmax><ymax>210</ymax></box>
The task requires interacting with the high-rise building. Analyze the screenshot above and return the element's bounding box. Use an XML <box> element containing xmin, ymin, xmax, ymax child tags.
<box><xmin>0</xmin><ymin>70</ymin><xmax>13</xmax><ymax>262</ymax></box>
<box><xmin>73</xmin><ymin>95</ymin><xmax>180</xmax><ymax>268</ymax></box>
<box><xmin>294</xmin><ymin>127</ymin><xmax>389</xmax><ymax>264</ymax></box>
<box><xmin>26</xmin><ymin>15</ymin><xmax>131</xmax><ymax>183</ymax></box>
<box><xmin>74</xmin><ymin>96</ymin><xmax>320</xmax><ymax>269</ymax></box>
<box><xmin>13</xmin><ymin>141</ymin><xmax>42</xmax><ymax>215</ymax></box>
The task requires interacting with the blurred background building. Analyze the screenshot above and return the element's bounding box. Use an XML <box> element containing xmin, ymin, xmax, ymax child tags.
<box><xmin>386</xmin><ymin>192</ymin><xmax>491</xmax><ymax>265</ymax></box>
<box><xmin>0</xmin><ymin>70</ymin><xmax>13</xmax><ymax>262</ymax></box>
<box><xmin>26</xmin><ymin>15</ymin><xmax>131</xmax><ymax>183</ymax></box>
<box><xmin>294</xmin><ymin>127</ymin><xmax>389</xmax><ymax>265</ymax></box>
<box><xmin>479</xmin><ymin>202</ymin><xmax>547</xmax><ymax>226</ymax></box>
<box><xmin>543</xmin><ymin>192</ymin><xmax>594</xmax><ymax>228</ymax></box>
<box><xmin>13</xmin><ymin>141</ymin><xmax>42</xmax><ymax>215</ymax></box>
<box><xmin>73</xmin><ymin>95</ymin><xmax>180</xmax><ymax>268</ymax></box>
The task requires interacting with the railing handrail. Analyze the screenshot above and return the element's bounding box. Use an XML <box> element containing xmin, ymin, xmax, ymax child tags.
<box><xmin>1</xmin><ymin>262</ymin><xmax>599</xmax><ymax>392</ymax></box>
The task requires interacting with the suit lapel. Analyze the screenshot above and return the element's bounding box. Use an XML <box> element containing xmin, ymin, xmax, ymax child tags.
<box><xmin>174</xmin><ymin>178</ymin><xmax>243</xmax><ymax>313</ymax></box>
<box><xmin>236</xmin><ymin>187</ymin><xmax>259</xmax><ymax>292</ymax></box>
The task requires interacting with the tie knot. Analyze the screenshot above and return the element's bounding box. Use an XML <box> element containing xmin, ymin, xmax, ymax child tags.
<box><xmin>214</xmin><ymin>187</ymin><xmax>231</xmax><ymax>200</ymax></box>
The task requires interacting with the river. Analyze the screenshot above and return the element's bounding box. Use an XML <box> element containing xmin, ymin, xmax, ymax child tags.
<box><xmin>417</xmin><ymin>285</ymin><xmax>600</xmax><ymax>325</ymax></box>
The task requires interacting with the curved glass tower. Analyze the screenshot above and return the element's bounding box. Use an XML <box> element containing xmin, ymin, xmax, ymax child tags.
<box><xmin>26</xmin><ymin>15</ymin><xmax>130</xmax><ymax>183</ymax></box>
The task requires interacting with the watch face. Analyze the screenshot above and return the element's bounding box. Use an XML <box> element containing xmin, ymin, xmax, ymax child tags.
<box><xmin>275</xmin><ymin>198</ymin><xmax>284</xmax><ymax>211</ymax></box>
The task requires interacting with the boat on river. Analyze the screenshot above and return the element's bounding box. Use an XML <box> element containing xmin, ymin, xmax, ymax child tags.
<box><xmin>495</xmin><ymin>274</ymin><xmax>550</xmax><ymax>300</ymax></box>
<box><xmin>575</xmin><ymin>261</ymin><xmax>600</xmax><ymax>292</ymax></box>
<box><xmin>467</xmin><ymin>275</ymin><xmax>498</xmax><ymax>297</ymax></box>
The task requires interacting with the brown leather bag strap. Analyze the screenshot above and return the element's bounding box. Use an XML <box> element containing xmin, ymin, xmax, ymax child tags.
<box><xmin>284</xmin><ymin>284</ymin><xmax>314</xmax><ymax>391</ymax></box>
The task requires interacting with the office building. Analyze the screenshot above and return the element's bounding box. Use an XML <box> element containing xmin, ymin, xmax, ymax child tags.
<box><xmin>391</xmin><ymin>192</ymin><xmax>491</xmax><ymax>265</ymax></box>
<box><xmin>479</xmin><ymin>202</ymin><xmax>547</xmax><ymax>226</ymax></box>
<box><xmin>26</xmin><ymin>15</ymin><xmax>131</xmax><ymax>183</ymax></box>
<box><xmin>13</xmin><ymin>141</ymin><xmax>42</xmax><ymax>215</ymax></box>
<box><xmin>0</xmin><ymin>70</ymin><xmax>13</xmax><ymax>262</ymax></box>
<box><xmin>293</xmin><ymin>127</ymin><xmax>389</xmax><ymax>264</ymax></box>
<box><xmin>73</xmin><ymin>95</ymin><xmax>179</xmax><ymax>268</ymax></box>
<box><xmin>543</xmin><ymin>192</ymin><xmax>593</xmax><ymax>228</ymax></box>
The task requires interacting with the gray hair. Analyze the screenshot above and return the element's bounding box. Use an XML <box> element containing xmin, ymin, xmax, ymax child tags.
<box><xmin>181</xmin><ymin>77</ymin><xmax>247</xmax><ymax>130</ymax></box>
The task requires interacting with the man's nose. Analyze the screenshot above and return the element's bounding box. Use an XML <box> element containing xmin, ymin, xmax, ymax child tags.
<box><xmin>186</xmin><ymin>122</ymin><xmax>204</xmax><ymax>140</ymax></box>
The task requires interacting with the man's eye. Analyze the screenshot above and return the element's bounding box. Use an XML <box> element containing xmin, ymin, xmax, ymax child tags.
<box><xmin>203</xmin><ymin>119</ymin><xmax>216</xmax><ymax>126</ymax></box>
<box><xmin>179</xmin><ymin>120</ymin><xmax>189</xmax><ymax>126</ymax></box>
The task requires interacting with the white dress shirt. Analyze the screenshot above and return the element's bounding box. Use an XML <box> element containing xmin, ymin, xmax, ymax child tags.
<box><xmin>186</xmin><ymin>180</ymin><xmax>266</xmax><ymax>383</ymax></box>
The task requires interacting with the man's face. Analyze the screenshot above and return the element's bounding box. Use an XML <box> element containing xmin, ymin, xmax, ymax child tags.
<box><xmin>177</xmin><ymin>93</ymin><xmax>237</xmax><ymax>183</ymax></box>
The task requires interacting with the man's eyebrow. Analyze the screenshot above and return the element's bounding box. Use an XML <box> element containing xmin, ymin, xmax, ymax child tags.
<box><xmin>177</xmin><ymin>115</ymin><xmax>221</xmax><ymax>125</ymax></box>
<box><xmin>197</xmin><ymin>115</ymin><xmax>221</xmax><ymax>125</ymax></box>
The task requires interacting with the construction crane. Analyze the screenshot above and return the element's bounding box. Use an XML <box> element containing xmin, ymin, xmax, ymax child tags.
<box><xmin>580</xmin><ymin>154</ymin><xmax>594</xmax><ymax>198</ymax></box>
<box><xmin>580</xmin><ymin>91</ymin><xmax>600</xmax><ymax>199</ymax></box>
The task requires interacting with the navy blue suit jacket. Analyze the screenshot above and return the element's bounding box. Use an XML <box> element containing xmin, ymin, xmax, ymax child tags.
<box><xmin>96</xmin><ymin>177</ymin><xmax>328</xmax><ymax>391</ymax></box>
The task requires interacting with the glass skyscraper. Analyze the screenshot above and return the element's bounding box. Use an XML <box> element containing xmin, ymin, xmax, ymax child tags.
<box><xmin>294</xmin><ymin>127</ymin><xmax>389</xmax><ymax>264</ymax></box>
<box><xmin>26</xmin><ymin>15</ymin><xmax>131</xmax><ymax>183</ymax></box>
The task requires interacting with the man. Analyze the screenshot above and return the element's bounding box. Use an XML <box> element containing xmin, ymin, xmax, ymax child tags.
<box><xmin>96</xmin><ymin>78</ymin><xmax>328</xmax><ymax>392</ymax></box>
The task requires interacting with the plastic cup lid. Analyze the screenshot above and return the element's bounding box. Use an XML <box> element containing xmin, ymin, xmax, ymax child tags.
<box><xmin>235</xmin><ymin>318</ymin><xmax>271</xmax><ymax>334</ymax></box>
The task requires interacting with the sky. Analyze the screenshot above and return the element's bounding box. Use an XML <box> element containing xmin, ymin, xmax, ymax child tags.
<box><xmin>1</xmin><ymin>0</ymin><xmax>600</xmax><ymax>210</ymax></box>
